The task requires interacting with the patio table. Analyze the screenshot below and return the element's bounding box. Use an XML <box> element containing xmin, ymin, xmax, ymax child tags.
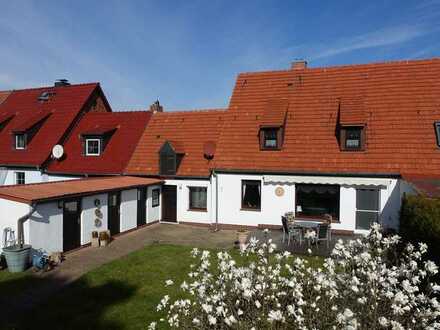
<box><xmin>288</xmin><ymin>221</ymin><xmax>320</xmax><ymax>246</ymax></box>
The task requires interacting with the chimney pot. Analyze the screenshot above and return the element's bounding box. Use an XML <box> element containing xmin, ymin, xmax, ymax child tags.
<box><xmin>291</xmin><ymin>60</ymin><xmax>307</xmax><ymax>70</ymax></box>
<box><xmin>150</xmin><ymin>100</ymin><xmax>163</xmax><ymax>113</ymax></box>
<box><xmin>54</xmin><ymin>79</ymin><xmax>70</xmax><ymax>87</ymax></box>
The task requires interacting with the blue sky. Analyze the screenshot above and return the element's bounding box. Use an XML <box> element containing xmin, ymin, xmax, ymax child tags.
<box><xmin>1</xmin><ymin>1</ymin><xmax>439</xmax><ymax>111</ymax></box>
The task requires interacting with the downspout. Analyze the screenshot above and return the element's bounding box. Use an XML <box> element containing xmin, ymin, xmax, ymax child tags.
<box><xmin>213</xmin><ymin>170</ymin><xmax>219</xmax><ymax>232</ymax></box>
<box><xmin>17</xmin><ymin>203</ymin><xmax>37</xmax><ymax>248</ymax></box>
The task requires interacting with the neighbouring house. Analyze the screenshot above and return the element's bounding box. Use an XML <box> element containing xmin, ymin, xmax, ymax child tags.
<box><xmin>46</xmin><ymin>111</ymin><xmax>152</xmax><ymax>176</ymax></box>
<box><xmin>0</xmin><ymin>80</ymin><xmax>112</xmax><ymax>186</ymax></box>
<box><xmin>0</xmin><ymin>176</ymin><xmax>162</xmax><ymax>252</ymax></box>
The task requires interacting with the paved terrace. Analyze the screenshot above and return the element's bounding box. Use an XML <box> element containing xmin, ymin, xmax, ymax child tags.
<box><xmin>0</xmin><ymin>223</ymin><xmax>354</xmax><ymax>324</ymax></box>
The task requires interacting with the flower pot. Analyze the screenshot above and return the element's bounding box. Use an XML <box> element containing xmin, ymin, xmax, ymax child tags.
<box><xmin>237</xmin><ymin>231</ymin><xmax>249</xmax><ymax>251</ymax></box>
<box><xmin>3</xmin><ymin>245</ymin><xmax>31</xmax><ymax>273</ymax></box>
<box><xmin>91</xmin><ymin>237</ymin><xmax>100</xmax><ymax>248</ymax></box>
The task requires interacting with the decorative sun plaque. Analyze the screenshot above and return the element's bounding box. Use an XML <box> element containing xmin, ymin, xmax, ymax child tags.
<box><xmin>275</xmin><ymin>186</ymin><xmax>284</xmax><ymax>197</ymax></box>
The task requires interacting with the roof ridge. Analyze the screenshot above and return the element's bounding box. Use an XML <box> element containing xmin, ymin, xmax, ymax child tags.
<box><xmin>112</xmin><ymin>110</ymin><xmax>151</xmax><ymax>114</ymax></box>
<box><xmin>9</xmin><ymin>82</ymin><xmax>99</xmax><ymax>93</ymax></box>
<box><xmin>238</xmin><ymin>57</ymin><xmax>440</xmax><ymax>76</ymax></box>
<box><xmin>155</xmin><ymin>108</ymin><xmax>228</xmax><ymax>114</ymax></box>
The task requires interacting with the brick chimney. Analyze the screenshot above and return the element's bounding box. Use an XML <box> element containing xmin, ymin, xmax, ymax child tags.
<box><xmin>291</xmin><ymin>60</ymin><xmax>307</xmax><ymax>70</ymax></box>
<box><xmin>149</xmin><ymin>100</ymin><xmax>163</xmax><ymax>113</ymax></box>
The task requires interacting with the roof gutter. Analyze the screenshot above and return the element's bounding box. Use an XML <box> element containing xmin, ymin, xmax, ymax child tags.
<box><xmin>0</xmin><ymin>164</ymin><xmax>40</xmax><ymax>169</ymax></box>
<box><xmin>213</xmin><ymin>168</ymin><xmax>402</xmax><ymax>179</ymax></box>
<box><xmin>17</xmin><ymin>203</ymin><xmax>37</xmax><ymax>248</ymax></box>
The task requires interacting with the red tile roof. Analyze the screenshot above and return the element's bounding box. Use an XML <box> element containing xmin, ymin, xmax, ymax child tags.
<box><xmin>12</xmin><ymin>110</ymin><xmax>52</xmax><ymax>132</ymax></box>
<box><xmin>126</xmin><ymin>109</ymin><xmax>227</xmax><ymax>177</ymax></box>
<box><xmin>47</xmin><ymin>111</ymin><xmax>151</xmax><ymax>175</ymax></box>
<box><xmin>0</xmin><ymin>176</ymin><xmax>163</xmax><ymax>204</ymax></box>
<box><xmin>403</xmin><ymin>175</ymin><xmax>440</xmax><ymax>198</ymax></box>
<box><xmin>0</xmin><ymin>83</ymin><xmax>106</xmax><ymax>167</ymax></box>
<box><xmin>214</xmin><ymin>58</ymin><xmax>440</xmax><ymax>177</ymax></box>
<box><xmin>260</xmin><ymin>98</ymin><xmax>288</xmax><ymax>127</ymax></box>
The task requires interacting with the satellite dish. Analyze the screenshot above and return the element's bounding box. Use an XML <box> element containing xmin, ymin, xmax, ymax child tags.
<box><xmin>52</xmin><ymin>144</ymin><xmax>64</xmax><ymax>159</ymax></box>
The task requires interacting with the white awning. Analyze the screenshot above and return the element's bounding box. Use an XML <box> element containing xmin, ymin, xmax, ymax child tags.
<box><xmin>263</xmin><ymin>175</ymin><xmax>392</xmax><ymax>187</ymax></box>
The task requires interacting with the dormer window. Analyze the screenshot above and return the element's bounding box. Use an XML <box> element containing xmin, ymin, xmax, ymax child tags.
<box><xmin>260</xmin><ymin>127</ymin><xmax>282</xmax><ymax>150</ymax></box>
<box><xmin>159</xmin><ymin>141</ymin><xmax>184</xmax><ymax>175</ymax></box>
<box><xmin>12</xmin><ymin>111</ymin><xmax>51</xmax><ymax>150</ymax></box>
<box><xmin>85</xmin><ymin>138</ymin><xmax>101</xmax><ymax>156</ymax></box>
<box><xmin>15</xmin><ymin>134</ymin><xmax>26</xmax><ymax>150</ymax></box>
<box><xmin>340</xmin><ymin>126</ymin><xmax>365</xmax><ymax>151</ymax></box>
<box><xmin>434</xmin><ymin>122</ymin><xmax>440</xmax><ymax>147</ymax></box>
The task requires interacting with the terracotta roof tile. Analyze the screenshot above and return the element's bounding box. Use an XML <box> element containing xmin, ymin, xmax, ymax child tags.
<box><xmin>47</xmin><ymin>111</ymin><xmax>151</xmax><ymax>175</ymax></box>
<box><xmin>126</xmin><ymin>109</ymin><xmax>227</xmax><ymax>177</ymax></box>
<box><xmin>0</xmin><ymin>83</ymin><xmax>104</xmax><ymax>167</ymax></box>
<box><xmin>0</xmin><ymin>176</ymin><xmax>163</xmax><ymax>204</ymax></box>
<box><xmin>214</xmin><ymin>58</ymin><xmax>440</xmax><ymax>177</ymax></box>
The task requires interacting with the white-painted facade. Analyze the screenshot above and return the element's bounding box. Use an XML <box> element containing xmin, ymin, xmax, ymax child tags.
<box><xmin>163</xmin><ymin>179</ymin><xmax>212</xmax><ymax>224</ymax></box>
<box><xmin>147</xmin><ymin>185</ymin><xmax>161</xmax><ymax>223</ymax></box>
<box><xmin>212</xmin><ymin>173</ymin><xmax>404</xmax><ymax>234</ymax></box>
<box><xmin>0</xmin><ymin>185</ymin><xmax>162</xmax><ymax>254</ymax></box>
<box><xmin>0</xmin><ymin>167</ymin><xmax>79</xmax><ymax>186</ymax></box>
<box><xmin>120</xmin><ymin>189</ymin><xmax>138</xmax><ymax>232</ymax></box>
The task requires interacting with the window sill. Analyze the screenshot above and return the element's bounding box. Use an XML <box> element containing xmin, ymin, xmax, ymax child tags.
<box><xmin>240</xmin><ymin>207</ymin><xmax>261</xmax><ymax>212</ymax></box>
<box><xmin>260</xmin><ymin>147</ymin><xmax>282</xmax><ymax>151</ymax></box>
<box><xmin>152</xmin><ymin>205</ymin><xmax>159</xmax><ymax>208</ymax></box>
<box><xmin>188</xmin><ymin>208</ymin><xmax>207</xmax><ymax>212</ymax></box>
<box><xmin>340</xmin><ymin>148</ymin><xmax>366</xmax><ymax>152</ymax></box>
<box><xmin>295</xmin><ymin>216</ymin><xmax>340</xmax><ymax>224</ymax></box>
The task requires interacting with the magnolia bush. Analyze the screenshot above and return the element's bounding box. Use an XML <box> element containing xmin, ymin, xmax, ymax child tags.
<box><xmin>149</xmin><ymin>224</ymin><xmax>440</xmax><ymax>329</ymax></box>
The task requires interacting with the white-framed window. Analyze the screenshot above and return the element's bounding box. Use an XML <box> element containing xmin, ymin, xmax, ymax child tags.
<box><xmin>85</xmin><ymin>138</ymin><xmax>101</xmax><ymax>156</ymax></box>
<box><xmin>152</xmin><ymin>188</ymin><xmax>160</xmax><ymax>207</ymax></box>
<box><xmin>15</xmin><ymin>134</ymin><xmax>26</xmax><ymax>149</ymax></box>
<box><xmin>15</xmin><ymin>172</ymin><xmax>25</xmax><ymax>185</ymax></box>
<box><xmin>189</xmin><ymin>186</ymin><xmax>207</xmax><ymax>211</ymax></box>
<box><xmin>355</xmin><ymin>188</ymin><xmax>380</xmax><ymax>230</ymax></box>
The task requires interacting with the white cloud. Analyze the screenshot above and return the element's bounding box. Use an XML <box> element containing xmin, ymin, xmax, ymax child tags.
<box><xmin>284</xmin><ymin>24</ymin><xmax>430</xmax><ymax>61</ymax></box>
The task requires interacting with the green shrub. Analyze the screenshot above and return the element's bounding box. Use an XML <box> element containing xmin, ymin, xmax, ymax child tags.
<box><xmin>400</xmin><ymin>194</ymin><xmax>440</xmax><ymax>262</ymax></box>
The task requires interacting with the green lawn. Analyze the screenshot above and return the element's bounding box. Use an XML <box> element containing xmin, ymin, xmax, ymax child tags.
<box><xmin>1</xmin><ymin>245</ymin><xmax>323</xmax><ymax>330</ymax></box>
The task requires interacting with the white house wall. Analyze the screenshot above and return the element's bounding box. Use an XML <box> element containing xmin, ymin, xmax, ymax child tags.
<box><xmin>164</xmin><ymin>179</ymin><xmax>212</xmax><ymax>224</ymax></box>
<box><xmin>81</xmin><ymin>194</ymin><xmax>108</xmax><ymax>245</ymax></box>
<box><xmin>215</xmin><ymin>173</ymin><xmax>401</xmax><ymax>233</ymax></box>
<box><xmin>0</xmin><ymin>199</ymin><xmax>31</xmax><ymax>249</ymax></box>
<box><xmin>147</xmin><ymin>185</ymin><xmax>161</xmax><ymax>223</ymax></box>
<box><xmin>120</xmin><ymin>189</ymin><xmax>138</xmax><ymax>232</ymax></box>
<box><xmin>0</xmin><ymin>168</ymin><xmax>80</xmax><ymax>186</ymax></box>
<box><xmin>29</xmin><ymin>202</ymin><xmax>63</xmax><ymax>254</ymax></box>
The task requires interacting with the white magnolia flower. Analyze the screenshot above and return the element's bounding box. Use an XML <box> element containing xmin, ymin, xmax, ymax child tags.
<box><xmin>165</xmin><ymin>279</ymin><xmax>174</xmax><ymax>286</ymax></box>
<box><xmin>208</xmin><ymin>315</ymin><xmax>217</xmax><ymax>325</ymax></box>
<box><xmin>268</xmin><ymin>310</ymin><xmax>285</xmax><ymax>323</ymax></box>
<box><xmin>150</xmin><ymin>224</ymin><xmax>440</xmax><ymax>329</ymax></box>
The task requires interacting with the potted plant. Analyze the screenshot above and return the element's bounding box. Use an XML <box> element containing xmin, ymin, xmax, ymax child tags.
<box><xmin>285</xmin><ymin>211</ymin><xmax>295</xmax><ymax>224</ymax></box>
<box><xmin>91</xmin><ymin>231</ymin><xmax>99</xmax><ymax>248</ymax></box>
<box><xmin>237</xmin><ymin>227</ymin><xmax>249</xmax><ymax>251</ymax></box>
<box><xmin>99</xmin><ymin>230</ymin><xmax>110</xmax><ymax>247</ymax></box>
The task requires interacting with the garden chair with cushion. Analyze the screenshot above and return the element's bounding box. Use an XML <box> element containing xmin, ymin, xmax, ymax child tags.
<box><xmin>315</xmin><ymin>223</ymin><xmax>331</xmax><ymax>249</ymax></box>
<box><xmin>281</xmin><ymin>216</ymin><xmax>302</xmax><ymax>246</ymax></box>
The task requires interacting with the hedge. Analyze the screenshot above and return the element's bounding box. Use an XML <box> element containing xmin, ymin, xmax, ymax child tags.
<box><xmin>400</xmin><ymin>194</ymin><xmax>440</xmax><ymax>263</ymax></box>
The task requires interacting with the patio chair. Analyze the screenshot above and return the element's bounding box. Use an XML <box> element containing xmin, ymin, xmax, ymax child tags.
<box><xmin>316</xmin><ymin>223</ymin><xmax>331</xmax><ymax>249</ymax></box>
<box><xmin>281</xmin><ymin>216</ymin><xmax>302</xmax><ymax>246</ymax></box>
